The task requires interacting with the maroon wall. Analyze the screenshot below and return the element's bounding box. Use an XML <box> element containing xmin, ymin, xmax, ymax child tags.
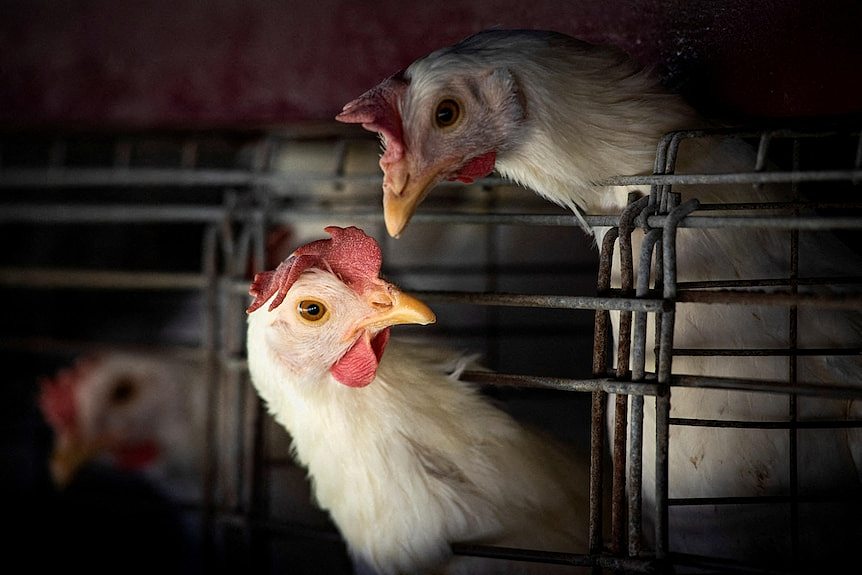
<box><xmin>1</xmin><ymin>0</ymin><xmax>860</xmax><ymax>129</ymax></box>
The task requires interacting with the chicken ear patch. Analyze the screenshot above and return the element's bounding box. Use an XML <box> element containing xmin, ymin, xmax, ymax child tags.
<box><xmin>330</xmin><ymin>328</ymin><xmax>391</xmax><ymax>388</ymax></box>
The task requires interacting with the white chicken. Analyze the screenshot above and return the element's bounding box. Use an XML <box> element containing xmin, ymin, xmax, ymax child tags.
<box><xmin>36</xmin><ymin>351</ymin><xmax>208</xmax><ymax>573</ymax></box>
<box><xmin>336</xmin><ymin>29</ymin><xmax>862</xmax><ymax>569</ymax></box>
<box><xmin>38</xmin><ymin>352</ymin><xmax>206</xmax><ymax>502</ymax></box>
<box><xmin>245</xmin><ymin>225</ymin><xmax>591</xmax><ymax>575</ymax></box>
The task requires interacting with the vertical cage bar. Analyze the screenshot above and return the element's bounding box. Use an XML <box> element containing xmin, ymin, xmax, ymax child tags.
<box><xmin>611</xmin><ymin>194</ymin><xmax>650</xmax><ymax>555</ymax></box>
<box><xmin>654</xmin><ymin>194</ymin><xmax>699</xmax><ymax>561</ymax></box>
<box><xmin>247</xmin><ymin>206</ymin><xmax>273</xmax><ymax>572</ymax></box>
<box><xmin>484</xmin><ymin>185</ymin><xmax>501</xmax><ymax>370</ymax></box>
<box><xmin>201</xmin><ymin>223</ymin><xmax>222</xmax><ymax>572</ymax></box>
<box><xmin>590</xmin><ymin>227</ymin><xmax>619</xmax><ymax>560</ymax></box>
<box><xmin>629</xmin><ymin>228</ymin><xmax>662</xmax><ymax>558</ymax></box>
<box><xmin>652</xmin><ymin>133</ymin><xmax>682</xmax><ymax>565</ymax></box>
<box><xmin>247</xmin><ymin>137</ymin><xmax>277</xmax><ymax>572</ymax></box>
<box><xmin>788</xmin><ymin>138</ymin><xmax>801</xmax><ymax>562</ymax></box>
<box><xmin>755</xmin><ymin>133</ymin><xmax>773</xmax><ymax>172</ymax></box>
<box><xmin>222</xmin><ymin>198</ymin><xmax>254</xmax><ymax>514</ymax></box>
<box><xmin>651</xmin><ymin>188</ymin><xmax>665</xmax><ymax>379</ymax></box>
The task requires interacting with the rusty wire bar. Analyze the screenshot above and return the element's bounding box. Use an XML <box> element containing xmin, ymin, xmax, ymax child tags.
<box><xmin>654</xmin><ymin>194</ymin><xmax>700</xmax><ymax>560</ymax></box>
<box><xmin>628</xmin><ymin>228</ymin><xmax>663</xmax><ymax>559</ymax></box>
<box><xmin>671</xmin><ymin>373</ymin><xmax>862</xmax><ymax>399</ymax></box>
<box><xmin>673</xmin><ymin>347</ymin><xmax>862</xmax><ymax>357</ymax></box>
<box><xmin>610</xmin><ymin>194</ymin><xmax>649</xmax><ymax>557</ymax></box>
<box><xmin>602</xmin><ymin>169</ymin><xmax>862</xmax><ymax>186</ymax></box>
<box><xmin>631</xmin><ymin>232</ymin><xmax>664</xmax><ymax>380</ymax></box>
<box><xmin>0</xmin><ymin>267</ymin><xmax>207</xmax><ymax>289</ymax></box>
<box><xmin>589</xmin><ymin>226</ymin><xmax>618</xmax><ymax>560</ymax></box>
<box><xmin>5</xmin><ymin>201</ymin><xmax>862</xmax><ymax>232</ymax></box>
<box><xmin>678</xmin><ymin>276</ymin><xmax>862</xmax><ymax>289</ymax></box>
<box><xmin>462</xmin><ymin>371</ymin><xmax>661</xmax><ymax>396</ymax></box>
<box><xmin>670</xmin><ymin>417</ymin><xmax>862</xmax><ymax>429</ymax></box>
<box><xmin>416</xmin><ymin>291</ymin><xmax>668</xmax><ymax>313</ymax></box>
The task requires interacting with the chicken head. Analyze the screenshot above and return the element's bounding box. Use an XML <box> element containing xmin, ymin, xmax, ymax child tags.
<box><xmin>246</xmin><ymin>226</ymin><xmax>435</xmax><ymax>388</ymax></box>
<box><xmin>336</xmin><ymin>55</ymin><xmax>524</xmax><ymax>238</ymax></box>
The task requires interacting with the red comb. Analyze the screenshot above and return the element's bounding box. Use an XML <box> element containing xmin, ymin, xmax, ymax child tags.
<box><xmin>37</xmin><ymin>356</ymin><xmax>98</xmax><ymax>433</ymax></box>
<box><xmin>246</xmin><ymin>226</ymin><xmax>383</xmax><ymax>314</ymax></box>
<box><xmin>335</xmin><ymin>72</ymin><xmax>408</xmax><ymax>165</ymax></box>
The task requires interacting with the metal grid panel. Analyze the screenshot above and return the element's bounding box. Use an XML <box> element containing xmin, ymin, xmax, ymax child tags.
<box><xmin>2</xmin><ymin>126</ymin><xmax>860</xmax><ymax>574</ymax></box>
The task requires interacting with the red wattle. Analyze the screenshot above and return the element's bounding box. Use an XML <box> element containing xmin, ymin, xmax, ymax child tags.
<box><xmin>330</xmin><ymin>328</ymin><xmax>391</xmax><ymax>388</ymax></box>
<box><xmin>448</xmin><ymin>150</ymin><xmax>496</xmax><ymax>183</ymax></box>
<box><xmin>114</xmin><ymin>441</ymin><xmax>160</xmax><ymax>470</ymax></box>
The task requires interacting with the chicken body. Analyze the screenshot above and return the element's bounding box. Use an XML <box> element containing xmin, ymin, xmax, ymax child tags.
<box><xmin>245</xmin><ymin>226</ymin><xmax>590</xmax><ymax>575</ymax></box>
<box><xmin>337</xmin><ymin>29</ymin><xmax>862</xmax><ymax>567</ymax></box>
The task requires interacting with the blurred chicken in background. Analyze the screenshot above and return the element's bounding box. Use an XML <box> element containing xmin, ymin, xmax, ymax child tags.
<box><xmin>24</xmin><ymin>352</ymin><xmax>208</xmax><ymax>573</ymax></box>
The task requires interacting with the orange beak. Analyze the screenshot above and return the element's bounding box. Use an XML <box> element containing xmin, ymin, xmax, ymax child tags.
<box><xmin>381</xmin><ymin>155</ymin><xmax>450</xmax><ymax>238</ymax></box>
<box><xmin>348</xmin><ymin>284</ymin><xmax>436</xmax><ymax>341</ymax></box>
<box><xmin>48</xmin><ymin>434</ymin><xmax>109</xmax><ymax>488</ymax></box>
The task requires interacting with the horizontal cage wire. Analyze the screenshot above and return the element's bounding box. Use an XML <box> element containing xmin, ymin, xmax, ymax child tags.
<box><xmin>1</xmin><ymin>126</ymin><xmax>861</xmax><ymax>575</ymax></box>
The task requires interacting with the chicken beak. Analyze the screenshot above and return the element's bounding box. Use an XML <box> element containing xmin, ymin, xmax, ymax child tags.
<box><xmin>354</xmin><ymin>289</ymin><xmax>436</xmax><ymax>334</ymax></box>
<box><xmin>381</xmin><ymin>158</ymin><xmax>441</xmax><ymax>238</ymax></box>
<box><xmin>48</xmin><ymin>435</ymin><xmax>104</xmax><ymax>488</ymax></box>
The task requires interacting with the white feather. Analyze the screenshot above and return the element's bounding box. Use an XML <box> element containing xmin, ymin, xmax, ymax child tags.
<box><xmin>246</xmin><ymin>269</ymin><xmax>590</xmax><ymax>575</ymax></box>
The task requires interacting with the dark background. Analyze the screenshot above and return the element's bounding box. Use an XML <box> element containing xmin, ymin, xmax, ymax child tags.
<box><xmin>2</xmin><ymin>0</ymin><xmax>861</xmax><ymax>131</ymax></box>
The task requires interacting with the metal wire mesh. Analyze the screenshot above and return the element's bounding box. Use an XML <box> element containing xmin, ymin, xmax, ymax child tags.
<box><xmin>1</xmin><ymin>125</ymin><xmax>861</xmax><ymax>574</ymax></box>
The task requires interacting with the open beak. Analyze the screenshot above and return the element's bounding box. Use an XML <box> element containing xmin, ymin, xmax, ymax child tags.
<box><xmin>352</xmin><ymin>286</ymin><xmax>436</xmax><ymax>337</ymax></box>
<box><xmin>382</xmin><ymin>157</ymin><xmax>446</xmax><ymax>238</ymax></box>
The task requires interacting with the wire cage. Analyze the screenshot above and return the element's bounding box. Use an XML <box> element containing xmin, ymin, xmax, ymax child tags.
<box><xmin>1</xmin><ymin>124</ymin><xmax>860</xmax><ymax>574</ymax></box>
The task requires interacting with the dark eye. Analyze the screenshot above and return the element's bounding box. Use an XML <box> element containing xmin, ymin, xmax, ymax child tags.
<box><xmin>297</xmin><ymin>299</ymin><xmax>329</xmax><ymax>323</ymax></box>
<box><xmin>109</xmin><ymin>376</ymin><xmax>138</xmax><ymax>406</ymax></box>
<box><xmin>434</xmin><ymin>99</ymin><xmax>461</xmax><ymax>128</ymax></box>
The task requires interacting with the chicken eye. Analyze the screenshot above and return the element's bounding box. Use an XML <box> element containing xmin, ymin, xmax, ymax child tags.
<box><xmin>434</xmin><ymin>99</ymin><xmax>461</xmax><ymax>128</ymax></box>
<box><xmin>297</xmin><ymin>299</ymin><xmax>329</xmax><ymax>324</ymax></box>
<box><xmin>109</xmin><ymin>376</ymin><xmax>138</xmax><ymax>406</ymax></box>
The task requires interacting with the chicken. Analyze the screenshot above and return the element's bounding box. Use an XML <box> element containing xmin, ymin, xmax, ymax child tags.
<box><xmin>38</xmin><ymin>352</ymin><xmax>206</xmax><ymax>502</ymax></box>
<box><xmin>336</xmin><ymin>29</ymin><xmax>862</xmax><ymax>568</ymax></box>
<box><xmin>335</xmin><ymin>28</ymin><xmax>702</xmax><ymax>239</ymax></box>
<box><xmin>36</xmin><ymin>351</ymin><xmax>207</xmax><ymax>573</ymax></box>
<box><xmin>245</xmin><ymin>225</ymin><xmax>590</xmax><ymax>575</ymax></box>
